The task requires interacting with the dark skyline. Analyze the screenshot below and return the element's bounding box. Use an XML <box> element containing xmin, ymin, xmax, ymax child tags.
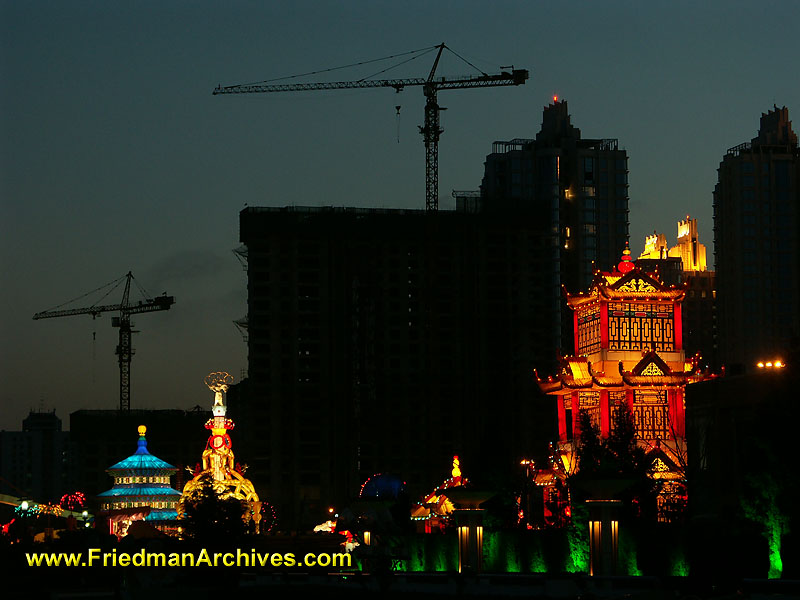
<box><xmin>2</xmin><ymin>1</ymin><xmax>799</xmax><ymax>431</ymax></box>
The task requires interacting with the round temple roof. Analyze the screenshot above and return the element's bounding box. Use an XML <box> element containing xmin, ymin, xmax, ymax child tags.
<box><xmin>106</xmin><ymin>425</ymin><xmax>177</xmax><ymax>475</ymax></box>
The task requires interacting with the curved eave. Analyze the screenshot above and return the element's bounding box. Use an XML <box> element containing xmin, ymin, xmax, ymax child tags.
<box><xmin>107</xmin><ymin>457</ymin><xmax>177</xmax><ymax>472</ymax></box>
<box><xmin>537</xmin><ymin>380</ymin><xmax>565</xmax><ymax>394</ymax></box>
<box><xmin>98</xmin><ymin>486</ymin><xmax>182</xmax><ymax>498</ymax></box>
<box><xmin>566</xmin><ymin>293</ymin><xmax>600</xmax><ymax>309</ymax></box>
<box><xmin>144</xmin><ymin>510</ymin><xmax>179</xmax><ymax>522</ymax></box>
<box><xmin>599</xmin><ymin>288</ymin><xmax>685</xmax><ymax>301</ymax></box>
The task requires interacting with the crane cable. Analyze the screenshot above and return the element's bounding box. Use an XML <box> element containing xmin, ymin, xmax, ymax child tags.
<box><xmin>239</xmin><ymin>45</ymin><xmax>439</xmax><ymax>87</ymax></box>
<box><xmin>41</xmin><ymin>273</ymin><xmax>128</xmax><ymax>313</ymax></box>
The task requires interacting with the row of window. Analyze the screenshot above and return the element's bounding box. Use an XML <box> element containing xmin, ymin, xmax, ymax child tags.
<box><xmin>106</xmin><ymin>500</ymin><xmax>175</xmax><ymax>510</ymax></box>
<box><xmin>115</xmin><ymin>476</ymin><xmax>171</xmax><ymax>484</ymax></box>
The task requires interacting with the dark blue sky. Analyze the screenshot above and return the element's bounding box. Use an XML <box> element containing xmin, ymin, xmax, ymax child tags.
<box><xmin>1</xmin><ymin>1</ymin><xmax>798</xmax><ymax>430</ymax></box>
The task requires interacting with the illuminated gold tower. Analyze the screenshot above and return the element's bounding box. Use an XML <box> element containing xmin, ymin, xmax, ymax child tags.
<box><xmin>179</xmin><ymin>372</ymin><xmax>261</xmax><ymax>531</ymax></box>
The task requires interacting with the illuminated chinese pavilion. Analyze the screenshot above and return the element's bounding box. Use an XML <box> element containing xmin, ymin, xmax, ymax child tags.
<box><xmin>536</xmin><ymin>245</ymin><xmax>707</xmax><ymax>523</ymax></box>
<box><xmin>410</xmin><ymin>456</ymin><xmax>466</xmax><ymax>533</ymax></box>
<box><xmin>179</xmin><ymin>372</ymin><xmax>261</xmax><ymax>532</ymax></box>
<box><xmin>97</xmin><ymin>425</ymin><xmax>182</xmax><ymax>538</ymax></box>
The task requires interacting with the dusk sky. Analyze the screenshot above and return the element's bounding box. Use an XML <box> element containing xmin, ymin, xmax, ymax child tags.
<box><xmin>1</xmin><ymin>1</ymin><xmax>798</xmax><ymax>431</ymax></box>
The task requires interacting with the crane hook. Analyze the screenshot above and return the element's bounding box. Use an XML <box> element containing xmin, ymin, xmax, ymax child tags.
<box><xmin>395</xmin><ymin>105</ymin><xmax>402</xmax><ymax>144</ymax></box>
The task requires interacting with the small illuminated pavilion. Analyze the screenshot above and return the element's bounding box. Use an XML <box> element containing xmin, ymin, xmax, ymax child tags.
<box><xmin>535</xmin><ymin>245</ymin><xmax>708</xmax><ymax>523</ymax></box>
<box><xmin>410</xmin><ymin>456</ymin><xmax>466</xmax><ymax>533</ymax></box>
<box><xmin>97</xmin><ymin>425</ymin><xmax>182</xmax><ymax>538</ymax></box>
<box><xmin>179</xmin><ymin>372</ymin><xmax>261</xmax><ymax>532</ymax></box>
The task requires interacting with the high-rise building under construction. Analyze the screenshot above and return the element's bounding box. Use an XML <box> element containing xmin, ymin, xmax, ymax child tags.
<box><xmin>234</xmin><ymin>100</ymin><xmax>629</xmax><ymax>526</ymax></box>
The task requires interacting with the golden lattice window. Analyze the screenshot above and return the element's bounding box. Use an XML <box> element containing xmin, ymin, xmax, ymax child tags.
<box><xmin>608</xmin><ymin>302</ymin><xmax>675</xmax><ymax>352</ymax></box>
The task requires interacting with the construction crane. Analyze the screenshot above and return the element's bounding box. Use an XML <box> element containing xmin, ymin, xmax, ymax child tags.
<box><xmin>213</xmin><ymin>43</ymin><xmax>528</xmax><ymax>212</ymax></box>
<box><xmin>33</xmin><ymin>272</ymin><xmax>175</xmax><ymax>411</ymax></box>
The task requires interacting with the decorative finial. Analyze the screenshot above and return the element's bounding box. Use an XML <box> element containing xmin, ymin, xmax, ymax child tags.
<box><xmin>452</xmin><ymin>455</ymin><xmax>461</xmax><ymax>480</ymax></box>
<box><xmin>205</xmin><ymin>372</ymin><xmax>233</xmax><ymax>412</ymax></box>
<box><xmin>138</xmin><ymin>425</ymin><xmax>146</xmax><ymax>437</ymax></box>
<box><xmin>618</xmin><ymin>241</ymin><xmax>634</xmax><ymax>273</ymax></box>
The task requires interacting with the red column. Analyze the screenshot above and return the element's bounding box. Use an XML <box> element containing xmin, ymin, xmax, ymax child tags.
<box><xmin>558</xmin><ymin>395</ymin><xmax>567</xmax><ymax>442</ymax></box>
<box><xmin>674</xmin><ymin>303</ymin><xmax>683</xmax><ymax>351</ymax></box>
<box><xmin>600</xmin><ymin>303</ymin><xmax>609</xmax><ymax>349</ymax></box>
<box><xmin>571</xmin><ymin>391</ymin><xmax>581</xmax><ymax>440</ymax></box>
<box><xmin>573</xmin><ymin>311</ymin><xmax>580</xmax><ymax>354</ymax></box>
<box><xmin>673</xmin><ymin>389</ymin><xmax>685</xmax><ymax>438</ymax></box>
<box><xmin>599</xmin><ymin>390</ymin><xmax>610</xmax><ymax>438</ymax></box>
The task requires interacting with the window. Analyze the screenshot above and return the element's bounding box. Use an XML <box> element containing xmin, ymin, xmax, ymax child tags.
<box><xmin>632</xmin><ymin>390</ymin><xmax>669</xmax><ymax>440</ymax></box>
<box><xmin>608</xmin><ymin>302</ymin><xmax>675</xmax><ymax>352</ymax></box>
<box><xmin>579</xmin><ymin>392</ymin><xmax>601</xmax><ymax>430</ymax></box>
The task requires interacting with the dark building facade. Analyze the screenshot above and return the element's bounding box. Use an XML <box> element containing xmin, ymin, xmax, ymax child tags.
<box><xmin>237</xmin><ymin>207</ymin><xmax>551</xmax><ymax>526</ymax></box>
<box><xmin>0</xmin><ymin>410</ymin><xmax>70</xmax><ymax>501</ymax></box>
<box><xmin>714</xmin><ymin>106</ymin><xmax>800</xmax><ymax>370</ymax></box>
<box><xmin>479</xmin><ymin>99</ymin><xmax>630</xmax><ymax>351</ymax></box>
<box><xmin>237</xmin><ymin>101</ymin><xmax>630</xmax><ymax>526</ymax></box>
<box><xmin>686</xmin><ymin>367</ymin><xmax>798</xmax><ymax>578</ymax></box>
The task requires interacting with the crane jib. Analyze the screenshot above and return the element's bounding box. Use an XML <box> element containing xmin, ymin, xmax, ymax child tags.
<box><xmin>212</xmin><ymin>49</ymin><xmax>529</xmax><ymax>212</ymax></box>
<box><xmin>212</xmin><ymin>70</ymin><xmax>528</xmax><ymax>95</ymax></box>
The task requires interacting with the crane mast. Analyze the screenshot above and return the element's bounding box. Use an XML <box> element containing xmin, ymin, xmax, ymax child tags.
<box><xmin>33</xmin><ymin>272</ymin><xmax>175</xmax><ymax>411</ymax></box>
<box><xmin>213</xmin><ymin>43</ymin><xmax>528</xmax><ymax>211</ymax></box>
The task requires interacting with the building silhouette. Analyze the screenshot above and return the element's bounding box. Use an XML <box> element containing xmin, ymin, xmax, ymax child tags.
<box><xmin>713</xmin><ymin>106</ymin><xmax>800</xmax><ymax>371</ymax></box>
<box><xmin>0</xmin><ymin>410</ymin><xmax>70</xmax><ymax>502</ymax></box>
<box><xmin>236</xmin><ymin>100</ymin><xmax>629</xmax><ymax>526</ymax></box>
<box><xmin>480</xmin><ymin>99</ymin><xmax>630</xmax><ymax>350</ymax></box>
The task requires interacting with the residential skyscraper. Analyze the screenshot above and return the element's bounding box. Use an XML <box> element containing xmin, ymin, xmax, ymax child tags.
<box><xmin>480</xmin><ymin>99</ymin><xmax>630</xmax><ymax>349</ymax></box>
<box><xmin>713</xmin><ymin>106</ymin><xmax>800</xmax><ymax>370</ymax></box>
<box><xmin>236</xmin><ymin>207</ymin><xmax>548</xmax><ymax>527</ymax></box>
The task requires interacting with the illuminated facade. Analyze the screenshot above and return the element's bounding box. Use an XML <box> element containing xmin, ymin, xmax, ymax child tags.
<box><xmin>97</xmin><ymin>425</ymin><xmax>182</xmax><ymax>538</ymax></box>
<box><xmin>639</xmin><ymin>216</ymin><xmax>707</xmax><ymax>273</ymax></box>
<box><xmin>179</xmin><ymin>373</ymin><xmax>262</xmax><ymax>531</ymax></box>
<box><xmin>410</xmin><ymin>456</ymin><xmax>466</xmax><ymax>533</ymax></box>
<box><xmin>637</xmin><ymin>216</ymin><xmax>716</xmax><ymax>368</ymax></box>
<box><xmin>536</xmin><ymin>247</ymin><xmax>708</xmax><ymax>523</ymax></box>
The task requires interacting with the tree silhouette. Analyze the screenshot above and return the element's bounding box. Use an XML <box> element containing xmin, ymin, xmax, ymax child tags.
<box><xmin>569</xmin><ymin>406</ymin><xmax>659</xmax><ymax>520</ymax></box>
<box><xmin>180</xmin><ymin>474</ymin><xmax>247</xmax><ymax>544</ymax></box>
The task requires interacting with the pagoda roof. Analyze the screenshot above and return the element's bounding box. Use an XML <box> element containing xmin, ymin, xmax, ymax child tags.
<box><xmin>106</xmin><ymin>435</ymin><xmax>177</xmax><ymax>475</ymax></box>
<box><xmin>566</xmin><ymin>265</ymin><xmax>685</xmax><ymax>309</ymax></box>
<box><xmin>98</xmin><ymin>485</ymin><xmax>182</xmax><ymax>498</ymax></box>
<box><xmin>537</xmin><ymin>351</ymin><xmax>698</xmax><ymax>394</ymax></box>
